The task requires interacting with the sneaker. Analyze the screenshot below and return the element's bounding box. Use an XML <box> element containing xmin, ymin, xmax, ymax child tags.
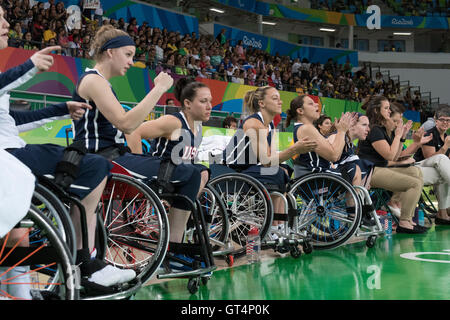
<box><xmin>88</xmin><ymin>265</ymin><xmax>136</xmax><ymax>287</ymax></box>
<box><xmin>267</xmin><ymin>226</ymin><xmax>279</xmax><ymax>241</ymax></box>
<box><xmin>278</xmin><ymin>224</ymin><xmax>286</xmax><ymax>236</ymax></box>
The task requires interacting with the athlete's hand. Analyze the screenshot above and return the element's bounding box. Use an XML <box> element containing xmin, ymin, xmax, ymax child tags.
<box><xmin>67</xmin><ymin>101</ymin><xmax>92</xmax><ymax>121</ymax></box>
<box><xmin>154</xmin><ymin>71</ymin><xmax>174</xmax><ymax>92</ymax></box>
<box><xmin>294</xmin><ymin>137</ymin><xmax>317</xmax><ymax>154</ymax></box>
<box><xmin>30</xmin><ymin>46</ymin><xmax>61</xmax><ymax>72</ymax></box>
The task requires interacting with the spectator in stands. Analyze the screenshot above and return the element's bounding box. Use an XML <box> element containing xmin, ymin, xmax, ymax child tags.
<box><xmin>215</xmin><ymin>28</ymin><xmax>226</xmax><ymax>46</ymax></box>
<box><xmin>43</xmin><ymin>19</ymin><xmax>56</xmax><ymax>43</ymax></box>
<box><xmin>223</xmin><ymin>116</ymin><xmax>238</xmax><ymax>129</ymax></box>
<box><xmin>413</xmin><ymin>106</ymin><xmax>450</xmax><ymax>225</ymax></box>
<box><xmin>357</xmin><ymin>96</ymin><xmax>426</xmax><ymax>233</ymax></box>
<box><xmin>7</xmin><ymin>20</ymin><xmax>22</xmax><ymax>47</ymax></box>
<box><xmin>21</xmin><ymin>31</ymin><xmax>38</xmax><ymax>50</ymax></box>
<box><xmin>166</xmin><ymin>98</ymin><xmax>175</xmax><ymax>106</ymax></box>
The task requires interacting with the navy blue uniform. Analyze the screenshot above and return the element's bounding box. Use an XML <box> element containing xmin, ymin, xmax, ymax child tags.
<box><xmin>71</xmin><ymin>69</ymin><xmax>201</xmax><ymax>207</ymax></box>
<box><xmin>1</xmin><ymin>62</ymin><xmax>111</xmax><ymax>200</ymax></box>
<box><xmin>213</xmin><ymin>112</ymin><xmax>289</xmax><ymax>192</ymax></box>
<box><xmin>72</xmin><ymin>69</ymin><xmax>125</xmax><ymax>152</ymax></box>
<box><xmin>292</xmin><ymin>122</ymin><xmax>333</xmax><ymax>174</ymax></box>
<box><xmin>333</xmin><ymin>135</ymin><xmax>373</xmax><ymax>184</ymax></box>
<box><xmin>150</xmin><ymin>111</ymin><xmax>209</xmax><ymax>177</ymax></box>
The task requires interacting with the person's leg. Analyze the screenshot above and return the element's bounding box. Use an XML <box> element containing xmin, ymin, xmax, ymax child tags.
<box><xmin>2</xmin><ymin>229</ymin><xmax>32</xmax><ymax>299</ymax></box>
<box><xmin>434</xmin><ymin>182</ymin><xmax>450</xmax><ymax>221</ymax></box>
<box><xmin>370</xmin><ymin>166</ymin><xmax>423</xmax><ymax>230</ymax></box>
<box><xmin>70</xmin><ymin>176</ymin><xmax>108</xmax><ymax>250</ymax></box>
<box><xmin>419</xmin><ymin>154</ymin><xmax>450</xmax><ymax>184</ymax></box>
<box><xmin>416</xmin><ymin>163</ymin><xmax>450</xmax><ymax>222</ymax></box>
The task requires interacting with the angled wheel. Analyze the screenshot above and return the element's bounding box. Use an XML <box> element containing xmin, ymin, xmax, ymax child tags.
<box><xmin>0</xmin><ymin>205</ymin><xmax>78</xmax><ymax>300</ymax></box>
<box><xmin>32</xmin><ymin>183</ymin><xmax>77</xmax><ymax>257</ymax></box>
<box><xmin>97</xmin><ymin>173</ymin><xmax>169</xmax><ymax>285</ymax></box>
<box><xmin>190</xmin><ymin>186</ymin><xmax>230</xmax><ymax>252</ymax></box>
<box><xmin>288</xmin><ymin>173</ymin><xmax>362</xmax><ymax>250</ymax></box>
<box><xmin>208</xmin><ymin>173</ymin><xmax>273</xmax><ymax>254</ymax></box>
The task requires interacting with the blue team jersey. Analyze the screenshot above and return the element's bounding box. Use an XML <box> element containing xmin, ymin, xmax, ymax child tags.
<box><xmin>149</xmin><ymin>111</ymin><xmax>202</xmax><ymax>163</ymax></box>
<box><xmin>222</xmin><ymin>112</ymin><xmax>275</xmax><ymax>169</ymax></box>
<box><xmin>72</xmin><ymin>68</ymin><xmax>125</xmax><ymax>152</ymax></box>
<box><xmin>293</xmin><ymin>122</ymin><xmax>332</xmax><ymax>172</ymax></box>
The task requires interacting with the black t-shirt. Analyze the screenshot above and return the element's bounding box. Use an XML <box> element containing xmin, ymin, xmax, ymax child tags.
<box><xmin>414</xmin><ymin>126</ymin><xmax>449</xmax><ymax>162</ymax></box>
<box><xmin>357</xmin><ymin>125</ymin><xmax>393</xmax><ymax>167</ymax></box>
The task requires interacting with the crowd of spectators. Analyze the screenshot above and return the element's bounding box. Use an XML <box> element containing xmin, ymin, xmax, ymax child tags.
<box><xmin>384</xmin><ymin>0</ymin><xmax>450</xmax><ymax>17</ymax></box>
<box><xmin>310</xmin><ymin>0</ymin><xmax>450</xmax><ymax>16</ymax></box>
<box><xmin>4</xmin><ymin>0</ymin><xmax>430</xmax><ymax>111</ymax></box>
<box><xmin>310</xmin><ymin>0</ymin><xmax>372</xmax><ymax>14</ymax></box>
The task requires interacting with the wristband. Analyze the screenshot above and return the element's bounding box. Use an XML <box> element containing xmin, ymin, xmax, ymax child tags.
<box><xmin>400</xmin><ymin>138</ymin><xmax>406</xmax><ymax>142</ymax></box>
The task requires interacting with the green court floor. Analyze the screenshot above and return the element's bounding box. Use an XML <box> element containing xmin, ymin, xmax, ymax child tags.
<box><xmin>134</xmin><ymin>226</ymin><xmax>449</xmax><ymax>300</ymax></box>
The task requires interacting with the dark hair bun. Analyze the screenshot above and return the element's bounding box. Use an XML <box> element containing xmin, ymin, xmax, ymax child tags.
<box><xmin>174</xmin><ymin>77</ymin><xmax>195</xmax><ymax>102</ymax></box>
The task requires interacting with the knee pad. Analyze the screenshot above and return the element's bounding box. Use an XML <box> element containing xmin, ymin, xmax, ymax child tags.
<box><xmin>54</xmin><ymin>144</ymin><xmax>87</xmax><ymax>190</ymax></box>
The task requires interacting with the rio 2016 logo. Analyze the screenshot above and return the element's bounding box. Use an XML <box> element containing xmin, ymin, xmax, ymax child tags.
<box><xmin>366</xmin><ymin>5</ymin><xmax>381</xmax><ymax>30</ymax></box>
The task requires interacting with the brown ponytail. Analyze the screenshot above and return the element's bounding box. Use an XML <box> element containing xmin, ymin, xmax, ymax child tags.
<box><xmin>285</xmin><ymin>94</ymin><xmax>307</xmax><ymax>127</ymax></box>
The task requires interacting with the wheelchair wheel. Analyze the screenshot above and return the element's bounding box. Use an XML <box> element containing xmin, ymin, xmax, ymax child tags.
<box><xmin>288</xmin><ymin>173</ymin><xmax>362</xmax><ymax>250</ymax></box>
<box><xmin>208</xmin><ymin>173</ymin><xmax>273</xmax><ymax>254</ymax></box>
<box><xmin>188</xmin><ymin>186</ymin><xmax>230</xmax><ymax>252</ymax></box>
<box><xmin>97</xmin><ymin>173</ymin><xmax>169</xmax><ymax>285</ymax></box>
<box><xmin>32</xmin><ymin>183</ymin><xmax>77</xmax><ymax>257</ymax></box>
<box><xmin>0</xmin><ymin>205</ymin><xmax>78</xmax><ymax>300</ymax></box>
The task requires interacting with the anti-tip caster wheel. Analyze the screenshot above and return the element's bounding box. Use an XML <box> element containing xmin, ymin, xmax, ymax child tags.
<box><xmin>366</xmin><ymin>235</ymin><xmax>377</xmax><ymax>248</ymax></box>
<box><xmin>187</xmin><ymin>277</ymin><xmax>199</xmax><ymax>294</ymax></box>
<box><xmin>290</xmin><ymin>246</ymin><xmax>302</xmax><ymax>259</ymax></box>
<box><xmin>302</xmin><ymin>241</ymin><xmax>313</xmax><ymax>254</ymax></box>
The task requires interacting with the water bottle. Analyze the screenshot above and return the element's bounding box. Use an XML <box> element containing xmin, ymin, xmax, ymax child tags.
<box><xmin>418</xmin><ymin>208</ymin><xmax>425</xmax><ymax>226</ymax></box>
<box><xmin>385</xmin><ymin>212</ymin><xmax>392</xmax><ymax>236</ymax></box>
<box><xmin>246</xmin><ymin>227</ymin><xmax>260</xmax><ymax>263</ymax></box>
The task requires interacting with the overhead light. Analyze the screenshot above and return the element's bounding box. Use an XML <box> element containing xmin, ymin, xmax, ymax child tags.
<box><xmin>262</xmin><ymin>21</ymin><xmax>276</xmax><ymax>25</ymax></box>
<box><xmin>393</xmin><ymin>32</ymin><xmax>412</xmax><ymax>35</ymax></box>
<box><xmin>320</xmin><ymin>28</ymin><xmax>336</xmax><ymax>32</ymax></box>
<box><xmin>209</xmin><ymin>8</ymin><xmax>225</xmax><ymax>14</ymax></box>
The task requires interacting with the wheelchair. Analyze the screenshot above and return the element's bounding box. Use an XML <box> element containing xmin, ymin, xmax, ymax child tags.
<box><xmin>95</xmin><ymin>162</ymin><xmax>169</xmax><ymax>290</ymax></box>
<box><xmin>208</xmin><ymin>163</ymin><xmax>314</xmax><ymax>259</ymax></box>
<box><xmin>189</xmin><ymin>185</ymin><xmax>233</xmax><ymax>265</ymax></box>
<box><xmin>0</xmin><ymin>204</ymin><xmax>78</xmax><ymax>300</ymax></box>
<box><xmin>287</xmin><ymin>172</ymin><xmax>385</xmax><ymax>250</ymax></box>
<box><xmin>143</xmin><ymin>159</ymin><xmax>217</xmax><ymax>294</ymax></box>
<box><xmin>33</xmin><ymin>174</ymin><xmax>142</xmax><ymax>300</ymax></box>
<box><xmin>97</xmin><ymin>158</ymin><xmax>216</xmax><ymax>294</ymax></box>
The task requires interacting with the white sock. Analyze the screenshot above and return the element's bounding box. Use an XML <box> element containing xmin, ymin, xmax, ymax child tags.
<box><xmin>6</xmin><ymin>266</ymin><xmax>32</xmax><ymax>300</ymax></box>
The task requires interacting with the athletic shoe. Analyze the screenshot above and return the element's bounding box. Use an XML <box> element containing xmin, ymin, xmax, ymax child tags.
<box><xmin>88</xmin><ymin>265</ymin><xmax>136</xmax><ymax>287</ymax></box>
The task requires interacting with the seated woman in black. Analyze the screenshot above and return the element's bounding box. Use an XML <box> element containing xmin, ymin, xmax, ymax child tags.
<box><xmin>217</xmin><ymin>86</ymin><xmax>317</xmax><ymax>232</ymax></box>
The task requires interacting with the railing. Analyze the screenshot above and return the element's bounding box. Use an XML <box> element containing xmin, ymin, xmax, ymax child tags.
<box><xmin>9</xmin><ymin>89</ymin><xmax>240</xmax><ymax>125</ymax></box>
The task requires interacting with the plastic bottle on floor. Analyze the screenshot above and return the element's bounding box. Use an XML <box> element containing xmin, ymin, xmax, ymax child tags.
<box><xmin>246</xmin><ymin>227</ymin><xmax>260</xmax><ymax>263</ymax></box>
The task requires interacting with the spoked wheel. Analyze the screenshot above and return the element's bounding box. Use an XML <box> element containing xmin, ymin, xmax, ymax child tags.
<box><xmin>288</xmin><ymin>173</ymin><xmax>362</xmax><ymax>250</ymax></box>
<box><xmin>97</xmin><ymin>173</ymin><xmax>169</xmax><ymax>285</ymax></box>
<box><xmin>0</xmin><ymin>205</ymin><xmax>78</xmax><ymax>300</ymax></box>
<box><xmin>32</xmin><ymin>184</ymin><xmax>77</xmax><ymax>257</ymax></box>
<box><xmin>208</xmin><ymin>173</ymin><xmax>273</xmax><ymax>255</ymax></box>
<box><xmin>190</xmin><ymin>186</ymin><xmax>230</xmax><ymax>252</ymax></box>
